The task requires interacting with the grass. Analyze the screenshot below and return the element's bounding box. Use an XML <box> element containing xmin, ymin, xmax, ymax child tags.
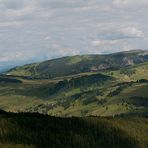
<box><xmin>0</xmin><ymin>95</ymin><xmax>43</xmax><ymax>112</ymax></box>
<box><xmin>107</xmin><ymin>62</ymin><xmax>148</xmax><ymax>81</ymax></box>
<box><xmin>0</xmin><ymin>62</ymin><xmax>148</xmax><ymax>117</ymax></box>
<box><xmin>0</xmin><ymin>79</ymin><xmax>147</xmax><ymax>116</ymax></box>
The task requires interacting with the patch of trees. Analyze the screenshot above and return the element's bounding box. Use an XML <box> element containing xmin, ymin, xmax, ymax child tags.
<box><xmin>137</xmin><ymin>79</ymin><xmax>148</xmax><ymax>83</ymax></box>
<box><xmin>115</xmin><ymin>112</ymin><xmax>148</xmax><ymax>118</ymax></box>
<box><xmin>120</xmin><ymin>68</ymin><xmax>136</xmax><ymax>76</ymax></box>
<box><xmin>26</xmin><ymin>103</ymin><xmax>57</xmax><ymax>113</ymax></box>
<box><xmin>69</xmin><ymin>73</ymin><xmax>112</xmax><ymax>88</ymax></box>
<box><xmin>108</xmin><ymin>82</ymin><xmax>133</xmax><ymax>97</ymax></box>
<box><xmin>46</xmin><ymin>74</ymin><xmax>112</xmax><ymax>96</ymax></box>
<box><xmin>97</xmin><ymin>99</ymin><xmax>107</xmax><ymax>105</ymax></box>
<box><xmin>83</xmin><ymin>96</ymin><xmax>98</xmax><ymax>105</ymax></box>
<box><xmin>71</xmin><ymin>89</ymin><xmax>101</xmax><ymax>99</ymax></box>
<box><xmin>57</xmin><ymin>99</ymin><xmax>71</xmax><ymax>110</ymax></box>
<box><xmin>127</xmin><ymin>96</ymin><xmax>148</xmax><ymax>107</ymax></box>
<box><xmin>0</xmin><ymin>109</ymin><xmax>7</xmax><ymax>114</ymax></box>
<box><xmin>114</xmin><ymin>81</ymin><xmax>134</xmax><ymax>87</ymax></box>
<box><xmin>0</xmin><ymin>77</ymin><xmax>22</xmax><ymax>83</ymax></box>
<box><xmin>108</xmin><ymin>86</ymin><xmax>126</xmax><ymax>97</ymax></box>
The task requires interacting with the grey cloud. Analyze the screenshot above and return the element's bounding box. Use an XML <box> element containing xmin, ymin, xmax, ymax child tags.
<box><xmin>0</xmin><ymin>0</ymin><xmax>148</xmax><ymax>70</ymax></box>
<box><xmin>0</xmin><ymin>0</ymin><xmax>25</xmax><ymax>10</ymax></box>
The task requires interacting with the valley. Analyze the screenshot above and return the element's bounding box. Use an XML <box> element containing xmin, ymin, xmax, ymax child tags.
<box><xmin>0</xmin><ymin>50</ymin><xmax>148</xmax><ymax>117</ymax></box>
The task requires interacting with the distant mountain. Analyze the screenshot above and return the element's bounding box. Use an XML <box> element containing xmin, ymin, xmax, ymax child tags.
<box><xmin>6</xmin><ymin>49</ymin><xmax>148</xmax><ymax>79</ymax></box>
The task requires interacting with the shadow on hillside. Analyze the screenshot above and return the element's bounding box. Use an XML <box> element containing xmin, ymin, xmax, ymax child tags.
<box><xmin>0</xmin><ymin>112</ymin><xmax>140</xmax><ymax>148</ymax></box>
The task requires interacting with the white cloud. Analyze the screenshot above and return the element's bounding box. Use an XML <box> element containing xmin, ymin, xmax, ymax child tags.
<box><xmin>0</xmin><ymin>21</ymin><xmax>24</xmax><ymax>27</ymax></box>
<box><xmin>0</xmin><ymin>50</ymin><xmax>33</xmax><ymax>63</ymax></box>
<box><xmin>113</xmin><ymin>0</ymin><xmax>148</xmax><ymax>6</ymax></box>
<box><xmin>44</xmin><ymin>36</ymin><xmax>51</xmax><ymax>40</ymax></box>
<box><xmin>0</xmin><ymin>0</ymin><xmax>39</xmax><ymax>19</ymax></box>
<box><xmin>92</xmin><ymin>40</ymin><xmax>119</xmax><ymax>46</ymax></box>
<box><xmin>113</xmin><ymin>0</ymin><xmax>129</xmax><ymax>5</ymax></box>
<box><xmin>120</xmin><ymin>27</ymin><xmax>145</xmax><ymax>38</ymax></box>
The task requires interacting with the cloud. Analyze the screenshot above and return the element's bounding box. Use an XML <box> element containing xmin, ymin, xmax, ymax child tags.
<box><xmin>92</xmin><ymin>40</ymin><xmax>119</xmax><ymax>46</ymax></box>
<box><xmin>0</xmin><ymin>0</ymin><xmax>39</xmax><ymax>20</ymax></box>
<box><xmin>0</xmin><ymin>21</ymin><xmax>23</xmax><ymax>27</ymax></box>
<box><xmin>0</xmin><ymin>50</ymin><xmax>35</xmax><ymax>63</ymax></box>
<box><xmin>0</xmin><ymin>0</ymin><xmax>148</xmax><ymax>70</ymax></box>
<box><xmin>120</xmin><ymin>27</ymin><xmax>145</xmax><ymax>38</ymax></box>
<box><xmin>0</xmin><ymin>0</ymin><xmax>25</xmax><ymax>10</ymax></box>
<box><xmin>113</xmin><ymin>0</ymin><xmax>148</xmax><ymax>6</ymax></box>
<box><xmin>113</xmin><ymin>0</ymin><xmax>129</xmax><ymax>5</ymax></box>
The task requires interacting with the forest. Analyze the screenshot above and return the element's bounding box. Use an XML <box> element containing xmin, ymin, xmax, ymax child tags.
<box><xmin>1</xmin><ymin>110</ymin><xmax>147</xmax><ymax>148</ymax></box>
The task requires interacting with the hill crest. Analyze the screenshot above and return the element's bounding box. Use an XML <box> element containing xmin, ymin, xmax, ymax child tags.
<box><xmin>6</xmin><ymin>49</ymin><xmax>148</xmax><ymax>79</ymax></box>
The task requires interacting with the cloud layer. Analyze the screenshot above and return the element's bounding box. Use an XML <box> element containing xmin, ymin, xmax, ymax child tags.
<box><xmin>0</xmin><ymin>0</ymin><xmax>148</xmax><ymax>70</ymax></box>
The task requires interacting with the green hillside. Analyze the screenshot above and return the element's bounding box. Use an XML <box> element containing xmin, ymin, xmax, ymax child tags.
<box><xmin>0</xmin><ymin>111</ymin><xmax>148</xmax><ymax>148</ymax></box>
<box><xmin>0</xmin><ymin>61</ymin><xmax>147</xmax><ymax>117</ymax></box>
<box><xmin>107</xmin><ymin>62</ymin><xmax>148</xmax><ymax>81</ymax></box>
<box><xmin>6</xmin><ymin>50</ymin><xmax>148</xmax><ymax>79</ymax></box>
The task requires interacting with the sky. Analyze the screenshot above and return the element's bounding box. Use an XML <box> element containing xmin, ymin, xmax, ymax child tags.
<box><xmin>0</xmin><ymin>0</ymin><xmax>148</xmax><ymax>71</ymax></box>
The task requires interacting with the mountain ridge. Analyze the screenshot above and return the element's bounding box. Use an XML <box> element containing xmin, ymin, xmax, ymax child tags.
<box><xmin>6</xmin><ymin>49</ymin><xmax>148</xmax><ymax>79</ymax></box>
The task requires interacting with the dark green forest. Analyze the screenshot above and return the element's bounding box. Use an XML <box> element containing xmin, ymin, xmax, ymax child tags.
<box><xmin>0</xmin><ymin>110</ymin><xmax>148</xmax><ymax>148</ymax></box>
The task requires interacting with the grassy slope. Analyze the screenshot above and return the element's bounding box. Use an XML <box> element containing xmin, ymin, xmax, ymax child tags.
<box><xmin>0</xmin><ymin>62</ymin><xmax>148</xmax><ymax>116</ymax></box>
<box><xmin>107</xmin><ymin>62</ymin><xmax>148</xmax><ymax>81</ymax></box>
<box><xmin>0</xmin><ymin>112</ymin><xmax>148</xmax><ymax>148</ymax></box>
<box><xmin>6</xmin><ymin>50</ymin><xmax>148</xmax><ymax>79</ymax></box>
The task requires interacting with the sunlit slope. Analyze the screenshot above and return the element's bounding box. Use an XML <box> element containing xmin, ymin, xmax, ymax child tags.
<box><xmin>6</xmin><ymin>50</ymin><xmax>148</xmax><ymax>79</ymax></box>
<box><xmin>0</xmin><ymin>62</ymin><xmax>147</xmax><ymax>117</ymax></box>
<box><xmin>107</xmin><ymin>62</ymin><xmax>148</xmax><ymax>81</ymax></box>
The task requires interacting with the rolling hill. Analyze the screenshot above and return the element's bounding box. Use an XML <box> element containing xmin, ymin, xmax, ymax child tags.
<box><xmin>6</xmin><ymin>50</ymin><xmax>148</xmax><ymax>79</ymax></box>
<box><xmin>0</xmin><ymin>60</ymin><xmax>147</xmax><ymax>117</ymax></box>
